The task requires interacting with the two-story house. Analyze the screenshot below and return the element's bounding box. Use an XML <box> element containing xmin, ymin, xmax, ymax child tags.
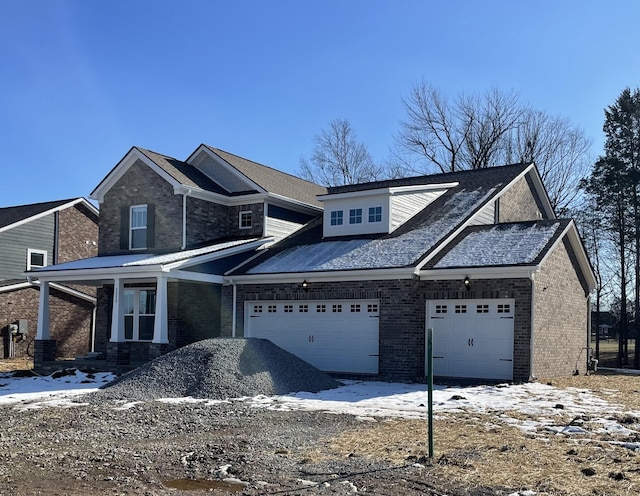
<box><xmin>28</xmin><ymin>146</ymin><xmax>326</xmax><ymax>369</ymax></box>
<box><xmin>0</xmin><ymin>198</ymin><xmax>98</xmax><ymax>360</ymax></box>
<box><xmin>29</xmin><ymin>147</ymin><xmax>595</xmax><ymax>382</ymax></box>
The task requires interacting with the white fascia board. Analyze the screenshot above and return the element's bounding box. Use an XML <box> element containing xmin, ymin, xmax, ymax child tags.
<box><xmin>164</xmin><ymin>238</ymin><xmax>272</xmax><ymax>271</ymax></box>
<box><xmin>526</xmin><ymin>164</ymin><xmax>556</xmax><ymax>219</ymax></box>
<box><xmin>90</xmin><ymin>148</ymin><xmax>182</xmax><ymax>203</ymax></box>
<box><xmin>0</xmin><ymin>198</ymin><xmax>95</xmax><ymax>234</ymax></box>
<box><xmin>316</xmin><ymin>182</ymin><xmax>459</xmax><ymax>202</ymax></box>
<box><xmin>537</xmin><ymin>220</ymin><xmax>597</xmax><ymax>292</ymax></box>
<box><xmin>26</xmin><ymin>264</ymin><xmax>166</xmax><ymax>283</ymax></box>
<box><xmin>266</xmin><ymin>192</ymin><xmax>323</xmax><ymax>212</ymax></box>
<box><xmin>227</xmin><ymin>267</ymin><xmax>415</xmax><ymax>285</ymax></box>
<box><xmin>419</xmin><ymin>266</ymin><xmax>537</xmax><ymax>281</ymax></box>
<box><xmin>184</xmin><ymin>187</ymin><xmax>267</xmax><ymax>207</ymax></box>
<box><xmin>0</xmin><ymin>281</ymin><xmax>32</xmax><ymax>293</ymax></box>
<box><xmin>187</xmin><ymin>145</ymin><xmax>267</xmax><ymax>194</ymax></box>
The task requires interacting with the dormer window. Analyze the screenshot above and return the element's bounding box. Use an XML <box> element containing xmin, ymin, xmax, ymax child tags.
<box><xmin>130</xmin><ymin>205</ymin><xmax>148</xmax><ymax>250</ymax></box>
<box><xmin>349</xmin><ymin>208</ymin><xmax>362</xmax><ymax>224</ymax></box>
<box><xmin>239</xmin><ymin>211</ymin><xmax>252</xmax><ymax>229</ymax></box>
<box><xmin>369</xmin><ymin>206</ymin><xmax>382</xmax><ymax>223</ymax></box>
<box><xmin>330</xmin><ymin>210</ymin><xmax>343</xmax><ymax>226</ymax></box>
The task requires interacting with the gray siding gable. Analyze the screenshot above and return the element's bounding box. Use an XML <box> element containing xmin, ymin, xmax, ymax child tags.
<box><xmin>0</xmin><ymin>214</ymin><xmax>55</xmax><ymax>280</ymax></box>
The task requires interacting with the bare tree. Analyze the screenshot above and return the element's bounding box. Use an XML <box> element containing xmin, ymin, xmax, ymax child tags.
<box><xmin>503</xmin><ymin>109</ymin><xmax>593</xmax><ymax>215</ymax></box>
<box><xmin>395</xmin><ymin>81</ymin><xmax>592</xmax><ymax>213</ymax></box>
<box><xmin>299</xmin><ymin>119</ymin><xmax>383</xmax><ymax>187</ymax></box>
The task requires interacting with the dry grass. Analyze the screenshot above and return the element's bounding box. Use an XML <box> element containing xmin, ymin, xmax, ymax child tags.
<box><xmin>0</xmin><ymin>357</ymin><xmax>33</xmax><ymax>372</ymax></box>
<box><xmin>323</xmin><ymin>373</ymin><xmax>640</xmax><ymax>495</ymax></box>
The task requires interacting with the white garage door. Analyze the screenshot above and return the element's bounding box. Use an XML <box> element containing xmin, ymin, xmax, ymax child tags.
<box><xmin>245</xmin><ymin>300</ymin><xmax>379</xmax><ymax>374</ymax></box>
<box><xmin>426</xmin><ymin>299</ymin><xmax>514</xmax><ymax>381</ymax></box>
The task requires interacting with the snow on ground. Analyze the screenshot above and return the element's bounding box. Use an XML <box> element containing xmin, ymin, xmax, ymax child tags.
<box><xmin>0</xmin><ymin>370</ymin><xmax>638</xmax><ymax>450</ymax></box>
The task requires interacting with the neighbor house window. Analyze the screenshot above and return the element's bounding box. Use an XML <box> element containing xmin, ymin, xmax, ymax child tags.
<box><xmin>368</xmin><ymin>206</ymin><xmax>382</xmax><ymax>223</ymax></box>
<box><xmin>124</xmin><ymin>288</ymin><xmax>155</xmax><ymax>341</ymax></box>
<box><xmin>130</xmin><ymin>205</ymin><xmax>148</xmax><ymax>250</ymax></box>
<box><xmin>239</xmin><ymin>211</ymin><xmax>252</xmax><ymax>229</ymax></box>
<box><xmin>349</xmin><ymin>208</ymin><xmax>362</xmax><ymax>224</ymax></box>
<box><xmin>26</xmin><ymin>249</ymin><xmax>47</xmax><ymax>270</ymax></box>
<box><xmin>330</xmin><ymin>210</ymin><xmax>343</xmax><ymax>226</ymax></box>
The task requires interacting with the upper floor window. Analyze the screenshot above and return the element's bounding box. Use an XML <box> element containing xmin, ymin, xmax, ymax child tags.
<box><xmin>239</xmin><ymin>211</ymin><xmax>252</xmax><ymax>229</ymax></box>
<box><xmin>26</xmin><ymin>249</ymin><xmax>47</xmax><ymax>270</ymax></box>
<box><xmin>330</xmin><ymin>210</ymin><xmax>343</xmax><ymax>226</ymax></box>
<box><xmin>130</xmin><ymin>205</ymin><xmax>148</xmax><ymax>250</ymax></box>
<box><xmin>368</xmin><ymin>206</ymin><xmax>382</xmax><ymax>223</ymax></box>
<box><xmin>349</xmin><ymin>208</ymin><xmax>362</xmax><ymax>224</ymax></box>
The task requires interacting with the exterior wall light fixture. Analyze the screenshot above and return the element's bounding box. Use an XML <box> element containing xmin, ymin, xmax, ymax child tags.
<box><xmin>463</xmin><ymin>275</ymin><xmax>471</xmax><ymax>291</ymax></box>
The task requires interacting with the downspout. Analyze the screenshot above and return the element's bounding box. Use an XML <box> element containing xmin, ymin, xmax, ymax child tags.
<box><xmin>90</xmin><ymin>305</ymin><xmax>97</xmax><ymax>352</ymax></box>
<box><xmin>529</xmin><ymin>271</ymin><xmax>536</xmax><ymax>381</ymax></box>
<box><xmin>181</xmin><ymin>190</ymin><xmax>192</xmax><ymax>250</ymax></box>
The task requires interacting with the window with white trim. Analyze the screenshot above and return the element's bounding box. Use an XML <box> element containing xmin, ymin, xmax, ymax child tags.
<box><xmin>330</xmin><ymin>210</ymin><xmax>343</xmax><ymax>226</ymax></box>
<box><xmin>349</xmin><ymin>208</ymin><xmax>362</xmax><ymax>224</ymax></box>
<box><xmin>26</xmin><ymin>249</ymin><xmax>47</xmax><ymax>270</ymax></box>
<box><xmin>239</xmin><ymin>211</ymin><xmax>252</xmax><ymax>229</ymax></box>
<box><xmin>124</xmin><ymin>288</ymin><xmax>155</xmax><ymax>341</ymax></box>
<box><xmin>130</xmin><ymin>205</ymin><xmax>148</xmax><ymax>250</ymax></box>
<box><xmin>368</xmin><ymin>206</ymin><xmax>382</xmax><ymax>223</ymax></box>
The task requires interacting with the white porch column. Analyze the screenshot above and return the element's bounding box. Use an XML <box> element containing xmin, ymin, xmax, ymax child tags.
<box><xmin>36</xmin><ymin>281</ymin><xmax>50</xmax><ymax>340</ymax></box>
<box><xmin>153</xmin><ymin>275</ymin><xmax>169</xmax><ymax>344</ymax></box>
<box><xmin>110</xmin><ymin>277</ymin><xmax>125</xmax><ymax>342</ymax></box>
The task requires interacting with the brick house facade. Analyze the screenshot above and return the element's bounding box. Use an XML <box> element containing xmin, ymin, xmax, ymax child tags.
<box><xmin>0</xmin><ymin>199</ymin><xmax>98</xmax><ymax>360</ymax></box>
<box><xmin>29</xmin><ymin>148</ymin><xmax>595</xmax><ymax>382</ymax></box>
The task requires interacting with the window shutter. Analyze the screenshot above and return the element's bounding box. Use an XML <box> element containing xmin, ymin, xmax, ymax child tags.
<box><xmin>120</xmin><ymin>206</ymin><xmax>129</xmax><ymax>250</ymax></box>
<box><xmin>146</xmin><ymin>203</ymin><xmax>155</xmax><ymax>248</ymax></box>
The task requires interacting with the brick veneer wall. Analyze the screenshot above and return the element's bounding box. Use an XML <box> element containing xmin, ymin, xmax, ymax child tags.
<box><xmin>1</xmin><ymin>285</ymin><xmax>93</xmax><ymax>359</ymax></box>
<box><xmin>223</xmin><ymin>277</ymin><xmax>534</xmax><ymax>381</ymax></box>
<box><xmin>228</xmin><ymin>204</ymin><xmax>265</xmax><ymax>238</ymax></box>
<box><xmin>185</xmin><ymin>196</ymin><xmax>229</xmax><ymax>246</ymax></box>
<box><xmin>98</xmin><ymin>160</ymin><xmax>183</xmax><ymax>254</ymax></box>
<box><xmin>57</xmin><ymin>203</ymin><xmax>99</xmax><ymax>263</ymax></box>
<box><xmin>532</xmin><ymin>238</ymin><xmax>590</xmax><ymax>377</ymax></box>
<box><xmin>498</xmin><ymin>175</ymin><xmax>543</xmax><ymax>222</ymax></box>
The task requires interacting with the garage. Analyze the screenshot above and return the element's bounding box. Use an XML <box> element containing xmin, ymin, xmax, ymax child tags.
<box><xmin>426</xmin><ymin>299</ymin><xmax>515</xmax><ymax>381</ymax></box>
<box><xmin>245</xmin><ymin>299</ymin><xmax>379</xmax><ymax>374</ymax></box>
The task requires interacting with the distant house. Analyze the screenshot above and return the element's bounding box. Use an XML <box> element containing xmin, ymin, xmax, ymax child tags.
<box><xmin>0</xmin><ymin>198</ymin><xmax>98</xmax><ymax>360</ymax></box>
<box><xmin>29</xmin><ymin>146</ymin><xmax>596</xmax><ymax>381</ymax></box>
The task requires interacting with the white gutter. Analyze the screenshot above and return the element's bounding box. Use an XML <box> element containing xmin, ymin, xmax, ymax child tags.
<box><xmin>227</xmin><ymin>267</ymin><xmax>415</xmax><ymax>285</ymax></box>
<box><xmin>181</xmin><ymin>190</ymin><xmax>192</xmax><ymax>250</ymax></box>
<box><xmin>229</xmin><ymin>279</ymin><xmax>237</xmax><ymax>338</ymax></box>
<box><xmin>419</xmin><ymin>266</ymin><xmax>538</xmax><ymax>281</ymax></box>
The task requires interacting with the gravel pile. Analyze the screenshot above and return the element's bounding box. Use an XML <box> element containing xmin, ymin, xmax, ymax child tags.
<box><xmin>91</xmin><ymin>338</ymin><xmax>341</xmax><ymax>402</ymax></box>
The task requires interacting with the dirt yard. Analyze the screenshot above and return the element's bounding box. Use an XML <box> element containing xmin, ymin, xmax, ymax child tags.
<box><xmin>0</xmin><ymin>364</ymin><xmax>638</xmax><ymax>495</ymax></box>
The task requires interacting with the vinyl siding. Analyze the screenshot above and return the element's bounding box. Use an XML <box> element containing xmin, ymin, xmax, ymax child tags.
<box><xmin>0</xmin><ymin>215</ymin><xmax>55</xmax><ymax>280</ymax></box>
<box><xmin>468</xmin><ymin>201</ymin><xmax>496</xmax><ymax>226</ymax></box>
<box><xmin>390</xmin><ymin>190</ymin><xmax>446</xmax><ymax>230</ymax></box>
<box><xmin>266</xmin><ymin>217</ymin><xmax>304</xmax><ymax>243</ymax></box>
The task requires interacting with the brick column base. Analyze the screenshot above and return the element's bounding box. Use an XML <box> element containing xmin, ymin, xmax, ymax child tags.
<box><xmin>34</xmin><ymin>340</ymin><xmax>57</xmax><ymax>365</ymax></box>
<box><xmin>106</xmin><ymin>342</ymin><xmax>130</xmax><ymax>369</ymax></box>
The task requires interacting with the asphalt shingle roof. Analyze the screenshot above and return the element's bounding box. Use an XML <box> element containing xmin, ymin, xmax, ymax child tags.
<box><xmin>0</xmin><ymin>199</ymin><xmax>79</xmax><ymax>230</ymax></box>
<box><xmin>234</xmin><ymin>163</ymin><xmax>535</xmax><ymax>275</ymax></box>
<box><xmin>204</xmin><ymin>146</ymin><xmax>327</xmax><ymax>207</ymax></box>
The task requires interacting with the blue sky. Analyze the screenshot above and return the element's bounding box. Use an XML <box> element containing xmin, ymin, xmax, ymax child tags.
<box><xmin>1</xmin><ymin>0</ymin><xmax>639</xmax><ymax>207</ymax></box>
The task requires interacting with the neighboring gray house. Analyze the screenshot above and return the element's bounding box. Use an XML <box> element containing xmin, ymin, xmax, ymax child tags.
<box><xmin>0</xmin><ymin>198</ymin><xmax>99</xmax><ymax>360</ymax></box>
<box><xmin>29</xmin><ymin>147</ymin><xmax>596</xmax><ymax>382</ymax></box>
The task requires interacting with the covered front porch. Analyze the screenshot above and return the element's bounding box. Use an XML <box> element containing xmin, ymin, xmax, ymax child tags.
<box><xmin>26</xmin><ymin>239</ymin><xmax>267</xmax><ymax>371</ymax></box>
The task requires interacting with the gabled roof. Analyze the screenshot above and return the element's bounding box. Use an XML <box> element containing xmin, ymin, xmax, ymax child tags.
<box><xmin>0</xmin><ymin>198</ymin><xmax>98</xmax><ymax>233</ymax></box>
<box><xmin>201</xmin><ymin>145</ymin><xmax>327</xmax><ymax>207</ymax></box>
<box><xmin>232</xmin><ymin>163</ymin><xmax>536</xmax><ymax>276</ymax></box>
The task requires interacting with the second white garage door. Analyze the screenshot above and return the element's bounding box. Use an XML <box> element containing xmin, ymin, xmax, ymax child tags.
<box><xmin>426</xmin><ymin>299</ymin><xmax>515</xmax><ymax>381</ymax></box>
<box><xmin>245</xmin><ymin>300</ymin><xmax>379</xmax><ymax>374</ymax></box>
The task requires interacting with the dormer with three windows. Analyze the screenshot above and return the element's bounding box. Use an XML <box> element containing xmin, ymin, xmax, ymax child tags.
<box><xmin>318</xmin><ymin>182</ymin><xmax>458</xmax><ymax>237</ymax></box>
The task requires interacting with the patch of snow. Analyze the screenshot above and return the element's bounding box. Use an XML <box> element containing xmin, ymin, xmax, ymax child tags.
<box><xmin>435</xmin><ymin>222</ymin><xmax>560</xmax><ymax>268</ymax></box>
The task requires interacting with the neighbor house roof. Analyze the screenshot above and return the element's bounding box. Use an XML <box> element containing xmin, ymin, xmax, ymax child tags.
<box><xmin>203</xmin><ymin>146</ymin><xmax>327</xmax><ymax>207</ymax></box>
<box><xmin>233</xmin><ymin>163</ymin><xmax>536</xmax><ymax>276</ymax></box>
<box><xmin>0</xmin><ymin>198</ymin><xmax>98</xmax><ymax>233</ymax></box>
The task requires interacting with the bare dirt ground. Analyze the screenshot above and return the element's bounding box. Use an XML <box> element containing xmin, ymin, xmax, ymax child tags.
<box><xmin>0</xmin><ymin>361</ymin><xmax>639</xmax><ymax>495</ymax></box>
